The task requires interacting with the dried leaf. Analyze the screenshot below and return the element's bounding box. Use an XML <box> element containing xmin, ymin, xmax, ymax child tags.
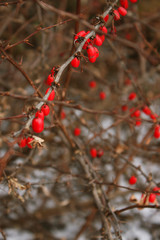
<box><xmin>129</xmin><ymin>194</ymin><xmax>138</xmax><ymax>203</ymax></box>
<box><xmin>8</xmin><ymin>177</ymin><xmax>26</xmax><ymax>203</ymax></box>
<box><xmin>115</xmin><ymin>144</ymin><xmax>128</xmax><ymax>154</ymax></box>
<box><xmin>31</xmin><ymin>135</ymin><xmax>45</xmax><ymax>148</ymax></box>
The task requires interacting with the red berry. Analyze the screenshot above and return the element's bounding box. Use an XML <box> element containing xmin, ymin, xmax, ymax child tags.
<box><xmin>61</xmin><ymin>110</ymin><xmax>66</xmax><ymax>120</ymax></box>
<box><xmin>125</xmin><ymin>33</ymin><xmax>131</xmax><ymax>40</ymax></box>
<box><xmin>41</xmin><ymin>104</ymin><xmax>50</xmax><ymax>116</ymax></box>
<box><xmin>87</xmin><ymin>45</ymin><xmax>96</xmax><ymax>57</ymax></box>
<box><xmin>94</xmin><ymin>47</ymin><xmax>99</xmax><ymax>58</ymax></box>
<box><xmin>26</xmin><ymin>137</ymin><xmax>34</xmax><ymax>149</ymax></box>
<box><xmin>118</xmin><ymin>6</ymin><xmax>127</xmax><ymax>16</ymax></box>
<box><xmin>90</xmin><ymin>148</ymin><xmax>97</xmax><ymax>158</ymax></box>
<box><xmin>142</xmin><ymin>106</ymin><xmax>151</xmax><ymax>115</ymax></box>
<box><xmin>51</xmin><ymin>67</ymin><xmax>55</xmax><ymax>75</ymax></box>
<box><xmin>89</xmin><ymin>55</ymin><xmax>97</xmax><ymax>63</ymax></box>
<box><xmin>89</xmin><ymin>81</ymin><xmax>96</xmax><ymax>88</ymax></box>
<box><xmin>128</xmin><ymin>92</ymin><xmax>136</xmax><ymax>100</ymax></box>
<box><xmin>135</xmin><ymin>119</ymin><xmax>141</xmax><ymax>126</ymax></box>
<box><xmin>74</xmin><ymin>127</ymin><xmax>81</xmax><ymax>136</ymax></box>
<box><xmin>154</xmin><ymin>125</ymin><xmax>160</xmax><ymax>139</ymax></box>
<box><xmin>18</xmin><ymin>138</ymin><xmax>27</xmax><ymax>148</ymax></box>
<box><xmin>35</xmin><ymin>110</ymin><xmax>44</xmax><ymax>120</ymax></box>
<box><xmin>130</xmin><ymin>0</ymin><xmax>137</xmax><ymax>3</ymax></box>
<box><xmin>133</xmin><ymin>109</ymin><xmax>141</xmax><ymax>118</ymax></box>
<box><xmin>104</xmin><ymin>14</ymin><xmax>109</xmax><ymax>22</ymax></box>
<box><xmin>46</xmin><ymin>74</ymin><xmax>54</xmax><ymax>86</ymax></box>
<box><xmin>149</xmin><ymin>193</ymin><xmax>156</xmax><ymax>203</ymax></box>
<box><xmin>32</xmin><ymin>117</ymin><xmax>44</xmax><ymax>133</ymax></box>
<box><xmin>100</xmin><ymin>26</ymin><xmax>108</xmax><ymax>34</ymax></box>
<box><xmin>74</xmin><ymin>30</ymin><xmax>86</xmax><ymax>41</ymax></box>
<box><xmin>97</xmin><ymin>149</ymin><xmax>104</xmax><ymax>158</ymax></box>
<box><xmin>153</xmin><ymin>187</ymin><xmax>160</xmax><ymax>196</ymax></box>
<box><xmin>114</xmin><ymin>10</ymin><xmax>120</xmax><ymax>21</ymax></box>
<box><xmin>99</xmin><ymin>91</ymin><xmax>106</xmax><ymax>100</ymax></box>
<box><xmin>129</xmin><ymin>176</ymin><xmax>137</xmax><ymax>185</ymax></box>
<box><xmin>99</xmin><ymin>35</ymin><xmax>105</xmax><ymax>43</ymax></box>
<box><xmin>71</xmin><ymin>57</ymin><xmax>80</xmax><ymax>68</ymax></box>
<box><xmin>120</xmin><ymin>0</ymin><xmax>128</xmax><ymax>9</ymax></box>
<box><xmin>45</xmin><ymin>88</ymin><xmax>55</xmax><ymax>101</ymax></box>
<box><xmin>150</xmin><ymin>113</ymin><xmax>158</xmax><ymax>121</ymax></box>
<box><xmin>94</xmin><ymin>35</ymin><xmax>103</xmax><ymax>46</ymax></box>
<box><xmin>122</xmin><ymin>105</ymin><xmax>128</xmax><ymax>112</ymax></box>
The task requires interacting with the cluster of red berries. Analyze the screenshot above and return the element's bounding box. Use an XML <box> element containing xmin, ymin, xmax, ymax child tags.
<box><xmin>147</xmin><ymin>186</ymin><xmax>160</xmax><ymax>204</ymax></box>
<box><xmin>70</xmin><ymin>0</ymin><xmax>139</xmax><ymax>68</ymax></box>
<box><xmin>141</xmin><ymin>186</ymin><xmax>160</xmax><ymax>204</ymax></box>
<box><xmin>120</xmin><ymin>0</ymin><xmax>138</xmax><ymax>9</ymax></box>
<box><xmin>32</xmin><ymin>68</ymin><xmax>58</xmax><ymax>134</ymax></box>
<box><xmin>18</xmin><ymin>136</ymin><xmax>34</xmax><ymax>149</ymax></box>
<box><xmin>90</xmin><ymin>148</ymin><xmax>104</xmax><ymax>158</ymax></box>
<box><xmin>18</xmin><ymin>0</ymin><xmax>138</xmax><ymax>148</ymax></box>
<box><xmin>129</xmin><ymin>175</ymin><xmax>160</xmax><ymax>204</ymax></box>
<box><xmin>121</xmin><ymin>90</ymin><xmax>158</xmax><ymax>130</ymax></box>
<box><xmin>32</xmin><ymin>104</ymin><xmax>50</xmax><ymax>133</ymax></box>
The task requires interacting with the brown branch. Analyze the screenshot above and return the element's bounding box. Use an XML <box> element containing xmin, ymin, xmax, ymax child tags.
<box><xmin>0</xmin><ymin>47</ymin><xmax>43</xmax><ymax>98</ymax></box>
<box><xmin>113</xmin><ymin>204</ymin><xmax>160</xmax><ymax>216</ymax></box>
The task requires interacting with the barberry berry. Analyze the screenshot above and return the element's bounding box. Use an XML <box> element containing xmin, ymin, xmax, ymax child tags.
<box><xmin>26</xmin><ymin>137</ymin><xmax>34</xmax><ymax>149</ymax></box>
<box><xmin>129</xmin><ymin>176</ymin><xmax>137</xmax><ymax>185</ymax></box>
<box><xmin>46</xmin><ymin>74</ymin><xmax>54</xmax><ymax>86</ymax></box>
<box><xmin>71</xmin><ymin>57</ymin><xmax>80</xmax><ymax>68</ymax></box>
<box><xmin>142</xmin><ymin>106</ymin><xmax>151</xmax><ymax>115</ymax></box>
<box><xmin>97</xmin><ymin>149</ymin><xmax>104</xmax><ymax>158</ymax></box>
<box><xmin>18</xmin><ymin>138</ymin><xmax>27</xmax><ymax>148</ymax></box>
<box><xmin>61</xmin><ymin>110</ymin><xmax>66</xmax><ymax>120</ymax></box>
<box><xmin>149</xmin><ymin>193</ymin><xmax>156</xmax><ymax>203</ymax></box>
<box><xmin>118</xmin><ymin>6</ymin><xmax>127</xmax><ymax>16</ymax></box>
<box><xmin>90</xmin><ymin>148</ymin><xmax>97</xmax><ymax>158</ymax></box>
<box><xmin>120</xmin><ymin>0</ymin><xmax>128</xmax><ymax>9</ymax></box>
<box><xmin>35</xmin><ymin>110</ymin><xmax>44</xmax><ymax>120</ymax></box>
<box><xmin>99</xmin><ymin>91</ymin><xmax>106</xmax><ymax>100</ymax></box>
<box><xmin>89</xmin><ymin>81</ymin><xmax>96</xmax><ymax>88</ymax></box>
<box><xmin>45</xmin><ymin>88</ymin><xmax>55</xmax><ymax>101</ymax></box>
<box><xmin>114</xmin><ymin>10</ymin><xmax>120</xmax><ymax>21</ymax></box>
<box><xmin>32</xmin><ymin>117</ymin><xmax>44</xmax><ymax>133</ymax></box>
<box><xmin>74</xmin><ymin>127</ymin><xmax>81</xmax><ymax>136</ymax></box>
<box><xmin>41</xmin><ymin>104</ymin><xmax>50</xmax><ymax>116</ymax></box>
<box><xmin>128</xmin><ymin>92</ymin><xmax>136</xmax><ymax>100</ymax></box>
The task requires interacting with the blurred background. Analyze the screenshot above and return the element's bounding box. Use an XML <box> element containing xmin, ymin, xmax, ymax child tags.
<box><xmin>0</xmin><ymin>0</ymin><xmax>160</xmax><ymax>239</ymax></box>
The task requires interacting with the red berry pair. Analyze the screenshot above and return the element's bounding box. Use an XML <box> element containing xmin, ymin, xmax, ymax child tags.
<box><xmin>32</xmin><ymin>104</ymin><xmax>50</xmax><ymax>134</ymax></box>
<box><xmin>18</xmin><ymin>136</ymin><xmax>34</xmax><ymax>149</ymax></box>
<box><xmin>120</xmin><ymin>0</ymin><xmax>137</xmax><ymax>9</ymax></box>
<box><xmin>90</xmin><ymin>148</ymin><xmax>104</xmax><ymax>158</ymax></box>
<box><xmin>142</xmin><ymin>106</ymin><xmax>158</xmax><ymax>121</ymax></box>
